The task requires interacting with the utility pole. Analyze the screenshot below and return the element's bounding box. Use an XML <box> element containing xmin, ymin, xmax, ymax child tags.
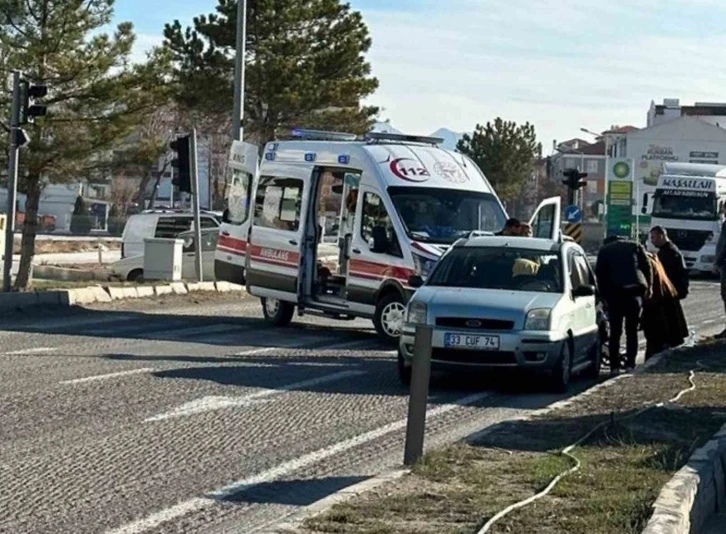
<box><xmin>190</xmin><ymin>129</ymin><xmax>203</xmax><ymax>282</ymax></box>
<box><xmin>3</xmin><ymin>72</ymin><xmax>21</xmax><ymax>292</ymax></box>
<box><xmin>232</xmin><ymin>0</ymin><xmax>247</xmax><ymax>141</ymax></box>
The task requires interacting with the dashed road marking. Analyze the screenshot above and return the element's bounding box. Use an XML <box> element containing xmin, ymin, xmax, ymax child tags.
<box><xmin>61</xmin><ymin>368</ymin><xmax>156</xmax><ymax>385</ymax></box>
<box><xmin>145</xmin><ymin>369</ymin><xmax>366</xmax><ymax>422</ymax></box>
<box><xmin>0</xmin><ymin>347</ymin><xmax>56</xmax><ymax>356</ymax></box>
<box><xmin>106</xmin><ymin>390</ymin><xmax>492</xmax><ymax>534</ymax></box>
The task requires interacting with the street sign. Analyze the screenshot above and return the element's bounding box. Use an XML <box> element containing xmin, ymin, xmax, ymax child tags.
<box><xmin>564</xmin><ymin>205</ymin><xmax>582</xmax><ymax>223</ymax></box>
<box><xmin>606</xmin><ymin>180</ymin><xmax>633</xmax><ymax>237</ymax></box>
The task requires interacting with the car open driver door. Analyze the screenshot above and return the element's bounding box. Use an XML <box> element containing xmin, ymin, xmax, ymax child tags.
<box><xmin>529</xmin><ymin>196</ymin><xmax>562</xmax><ymax>241</ymax></box>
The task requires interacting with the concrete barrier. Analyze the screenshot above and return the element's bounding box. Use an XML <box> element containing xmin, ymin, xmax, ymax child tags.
<box><xmin>186</xmin><ymin>281</ymin><xmax>216</xmax><ymax>293</ymax></box>
<box><xmin>170</xmin><ymin>282</ymin><xmax>188</xmax><ymax>295</ymax></box>
<box><xmin>136</xmin><ymin>286</ymin><xmax>155</xmax><ymax>298</ymax></box>
<box><xmin>642</xmin><ymin>423</ymin><xmax>726</xmax><ymax>534</ymax></box>
<box><xmin>0</xmin><ymin>279</ymin><xmax>239</xmax><ymax>313</ymax></box>
<box><xmin>154</xmin><ymin>285</ymin><xmax>173</xmax><ymax>296</ymax></box>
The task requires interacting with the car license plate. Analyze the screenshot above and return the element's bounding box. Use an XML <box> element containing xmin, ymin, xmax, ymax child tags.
<box><xmin>444</xmin><ymin>333</ymin><xmax>500</xmax><ymax>350</ymax></box>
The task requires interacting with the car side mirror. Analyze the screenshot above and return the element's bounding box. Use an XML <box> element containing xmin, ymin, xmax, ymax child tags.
<box><xmin>222</xmin><ymin>208</ymin><xmax>231</xmax><ymax>224</ymax></box>
<box><xmin>641</xmin><ymin>206</ymin><xmax>647</xmax><ymax>215</ymax></box>
<box><xmin>370</xmin><ymin>225</ymin><xmax>389</xmax><ymax>254</ymax></box>
<box><xmin>408</xmin><ymin>274</ymin><xmax>424</xmax><ymax>288</ymax></box>
<box><xmin>572</xmin><ymin>284</ymin><xmax>596</xmax><ymax>298</ymax></box>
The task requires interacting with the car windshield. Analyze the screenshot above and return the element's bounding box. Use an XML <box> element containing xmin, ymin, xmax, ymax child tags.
<box><xmin>427</xmin><ymin>247</ymin><xmax>563</xmax><ymax>293</ymax></box>
<box><xmin>652</xmin><ymin>190</ymin><xmax>718</xmax><ymax>221</ymax></box>
<box><xmin>388</xmin><ymin>187</ymin><xmax>506</xmax><ymax>244</ymax></box>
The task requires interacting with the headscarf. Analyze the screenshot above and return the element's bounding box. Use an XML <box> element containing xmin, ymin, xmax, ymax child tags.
<box><xmin>647</xmin><ymin>252</ymin><xmax>678</xmax><ymax>301</ymax></box>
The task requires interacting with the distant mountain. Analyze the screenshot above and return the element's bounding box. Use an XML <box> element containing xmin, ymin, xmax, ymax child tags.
<box><xmin>371</xmin><ymin>121</ymin><xmax>403</xmax><ymax>135</ymax></box>
<box><xmin>369</xmin><ymin>122</ymin><xmax>467</xmax><ymax>151</ymax></box>
<box><xmin>429</xmin><ymin>128</ymin><xmax>466</xmax><ymax>150</ymax></box>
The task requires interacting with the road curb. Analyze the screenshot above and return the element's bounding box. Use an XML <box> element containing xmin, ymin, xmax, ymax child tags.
<box><xmin>0</xmin><ymin>281</ymin><xmax>245</xmax><ymax>311</ymax></box>
<box><xmin>642</xmin><ymin>422</ymin><xmax>726</xmax><ymax>534</ymax></box>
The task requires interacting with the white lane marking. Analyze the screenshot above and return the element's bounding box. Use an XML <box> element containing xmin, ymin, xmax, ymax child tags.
<box><xmin>145</xmin><ymin>369</ymin><xmax>365</xmax><ymax>422</ymax></box>
<box><xmin>106</xmin><ymin>390</ymin><xmax>491</xmax><ymax>534</ymax></box>
<box><xmin>232</xmin><ymin>338</ymin><xmax>376</xmax><ymax>357</ymax></box>
<box><xmin>0</xmin><ymin>347</ymin><xmax>55</xmax><ymax>356</ymax></box>
<box><xmin>61</xmin><ymin>368</ymin><xmax>155</xmax><ymax>385</ymax></box>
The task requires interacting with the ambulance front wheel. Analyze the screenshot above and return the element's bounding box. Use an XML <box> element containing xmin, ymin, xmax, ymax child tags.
<box><xmin>374</xmin><ymin>292</ymin><xmax>406</xmax><ymax>345</ymax></box>
<box><xmin>261</xmin><ymin>297</ymin><xmax>295</xmax><ymax>327</ymax></box>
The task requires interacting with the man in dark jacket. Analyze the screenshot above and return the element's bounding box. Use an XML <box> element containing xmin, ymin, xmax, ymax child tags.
<box><xmin>650</xmin><ymin>226</ymin><xmax>689</xmax><ymax>299</ymax></box>
<box><xmin>595</xmin><ymin>235</ymin><xmax>653</xmax><ymax>371</ymax></box>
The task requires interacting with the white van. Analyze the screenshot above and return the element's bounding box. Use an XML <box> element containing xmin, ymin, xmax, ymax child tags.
<box><xmin>645</xmin><ymin>162</ymin><xmax>726</xmax><ymax>274</ymax></box>
<box><xmin>121</xmin><ymin>209</ymin><xmax>220</xmax><ymax>258</ymax></box>
<box><xmin>215</xmin><ymin>130</ymin><xmax>561</xmax><ymax>343</ymax></box>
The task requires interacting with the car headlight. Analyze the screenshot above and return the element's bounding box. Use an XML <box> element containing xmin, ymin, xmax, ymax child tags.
<box><xmin>524</xmin><ymin>308</ymin><xmax>551</xmax><ymax>331</ymax></box>
<box><xmin>406</xmin><ymin>301</ymin><xmax>428</xmax><ymax>325</ymax></box>
<box><xmin>412</xmin><ymin>253</ymin><xmax>437</xmax><ymax>278</ymax></box>
<box><xmin>701</xmin><ymin>255</ymin><xmax>716</xmax><ymax>264</ymax></box>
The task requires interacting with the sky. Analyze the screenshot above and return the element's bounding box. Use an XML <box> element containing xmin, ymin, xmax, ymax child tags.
<box><xmin>114</xmin><ymin>0</ymin><xmax>726</xmax><ymax>151</ymax></box>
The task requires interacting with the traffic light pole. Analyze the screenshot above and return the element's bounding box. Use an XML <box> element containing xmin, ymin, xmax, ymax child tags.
<box><xmin>3</xmin><ymin>71</ymin><xmax>21</xmax><ymax>292</ymax></box>
<box><xmin>232</xmin><ymin>0</ymin><xmax>247</xmax><ymax>141</ymax></box>
<box><xmin>189</xmin><ymin>129</ymin><xmax>203</xmax><ymax>282</ymax></box>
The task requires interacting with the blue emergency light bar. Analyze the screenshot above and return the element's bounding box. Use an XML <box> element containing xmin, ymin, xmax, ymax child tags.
<box><xmin>365</xmin><ymin>132</ymin><xmax>444</xmax><ymax>145</ymax></box>
<box><xmin>290</xmin><ymin>128</ymin><xmax>358</xmax><ymax>141</ymax></box>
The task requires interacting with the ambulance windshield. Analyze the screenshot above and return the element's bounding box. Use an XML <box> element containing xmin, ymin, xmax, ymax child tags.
<box><xmin>388</xmin><ymin>187</ymin><xmax>506</xmax><ymax>244</ymax></box>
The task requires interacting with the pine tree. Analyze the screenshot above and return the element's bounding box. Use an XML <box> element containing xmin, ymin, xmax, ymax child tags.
<box><xmin>163</xmin><ymin>0</ymin><xmax>379</xmax><ymax>144</ymax></box>
<box><xmin>457</xmin><ymin>119</ymin><xmax>542</xmax><ymax>204</ymax></box>
<box><xmin>0</xmin><ymin>0</ymin><xmax>170</xmax><ymax>288</ymax></box>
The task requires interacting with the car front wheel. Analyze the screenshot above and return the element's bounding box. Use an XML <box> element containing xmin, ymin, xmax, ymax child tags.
<box><xmin>374</xmin><ymin>293</ymin><xmax>406</xmax><ymax>345</ymax></box>
<box><xmin>549</xmin><ymin>339</ymin><xmax>573</xmax><ymax>393</ymax></box>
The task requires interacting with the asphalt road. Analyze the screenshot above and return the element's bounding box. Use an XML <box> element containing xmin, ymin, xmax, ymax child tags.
<box><xmin>0</xmin><ymin>282</ymin><xmax>723</xmax><ymax>534</ymax></box>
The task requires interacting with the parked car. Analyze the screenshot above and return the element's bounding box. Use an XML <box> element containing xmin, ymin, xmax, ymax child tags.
<box><xmin>121</xmin><ymin>209</ymin><xmax>220</xmax><ymax>258</ymax></box>
<box><xmin>111</xmin><ymin>227</ymin><xmax>218</xmax><ymax>282</ymax></box>
<box><xmin>398</xmin><ymin>234</ymin><xmax>604</xmax><ymax>392</ymax></box>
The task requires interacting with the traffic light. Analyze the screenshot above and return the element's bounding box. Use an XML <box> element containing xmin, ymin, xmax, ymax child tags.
<box><xmin>170</xmin><ymin>134</ymin><xmax>192</xmax><ymax>194</ymax></box>
<box><xmin>562</xmin><ymin>168</ymin><xmax>587</xmax><ymax>190</ymax></box>
<box><xmin>19</xmin><ymin>80</ymin><xmax>47</xmax><ymax>125</ymax></box>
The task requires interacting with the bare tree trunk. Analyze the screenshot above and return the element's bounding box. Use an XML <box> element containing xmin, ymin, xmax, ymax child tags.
<box><xmin>148</xmin><ymin>172</ymin><xmax>162</xmax><ymax>210</ymax></box>
<box><xmin>15</xmin><ymin>177</ymin><xmax>40</xmax><ymax>290</ymax></box>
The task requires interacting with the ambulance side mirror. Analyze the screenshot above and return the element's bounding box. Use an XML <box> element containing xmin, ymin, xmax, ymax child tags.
<box><xmin>222</xmin><ymin>208</ymin><xmax>231</xmax><ymax>224</ymax></box>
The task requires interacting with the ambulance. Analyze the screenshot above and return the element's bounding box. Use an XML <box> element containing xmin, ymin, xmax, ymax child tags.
<box><xmin>646</xmin><ymin>162</ymin><xmax>726</xmax><ymax>274</ymax></box>
<box><xmin>215</xmin><ymin>129</ymin><xmax>562</xmax><ymax>343</ymax></box>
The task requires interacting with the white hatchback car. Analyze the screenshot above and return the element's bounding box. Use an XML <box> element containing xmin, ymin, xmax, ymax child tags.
<box><xmin>111</xmin><ymin>227</ymin><xmax>218</xmax><ymax>282</ymax></box>
<box><xmin>398</xmin><ymin>235</ymin><xmax>604</xmax><ymax>392</ymax></box>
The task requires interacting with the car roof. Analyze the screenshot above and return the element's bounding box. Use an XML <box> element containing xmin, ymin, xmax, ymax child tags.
<box><xmin>459</xmin><ymin>236</ymin><xmax>564</xmax><ymax>252</ymax></box>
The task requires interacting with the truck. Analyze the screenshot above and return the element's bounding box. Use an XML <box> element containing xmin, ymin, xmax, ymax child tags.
<box><xmin>645</xmin><ymin>162</ymin><xmax>726</xmax><ymax>274</ymax></box>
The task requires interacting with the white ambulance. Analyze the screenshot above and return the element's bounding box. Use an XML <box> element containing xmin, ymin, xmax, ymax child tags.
<box><xmin>646</xmin><ymin>162</ymin><xmax>726</xmax><ymax>274</ymax></box>
<box><xmin>215</xmin><ymin>130</ymin><xmax>561</xmax><ymax>343</ymax></box>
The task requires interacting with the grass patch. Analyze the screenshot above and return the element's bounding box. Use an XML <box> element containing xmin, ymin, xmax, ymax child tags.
<box><xmin>302</xmin><ymin>343</ymin><xmax>726</xmax><ymax>534</ymax></box>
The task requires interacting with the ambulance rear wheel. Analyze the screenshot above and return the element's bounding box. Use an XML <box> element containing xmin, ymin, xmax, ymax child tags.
<box><xmin>261</xmin><ymin>297</ymin><xmax>295</xmax><ymax>327</ymax></box>
<box><xmin>374</xmin><ymin>292</ymin><xmax>406</xmax><ymax>346</ymax></box>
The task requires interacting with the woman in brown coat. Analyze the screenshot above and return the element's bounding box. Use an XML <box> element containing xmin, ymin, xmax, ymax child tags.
<box><xmin>641</xmin><ymin>252</ymin><xmax>689</xmax><ymax>359</ymax></box>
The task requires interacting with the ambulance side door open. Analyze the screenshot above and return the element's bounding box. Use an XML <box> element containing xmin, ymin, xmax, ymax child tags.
<box><xmin>346</xmin><ymin>186</ymin><xmax>408</xmax><ymax>311</ymax></box>
<box><xmin>529</xmin><ymin>196</ymin><xmax>562</xmax><ymax>241</ymax></box>
<box><xmin>245</xmin><ymin>165</ymin><xmax>309</xmax><ymax>302</ymax></box>
<box><xmin>215</xmin><ymin>141</ymin><xmax>258</xmax><ymax>283</ymax></box>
